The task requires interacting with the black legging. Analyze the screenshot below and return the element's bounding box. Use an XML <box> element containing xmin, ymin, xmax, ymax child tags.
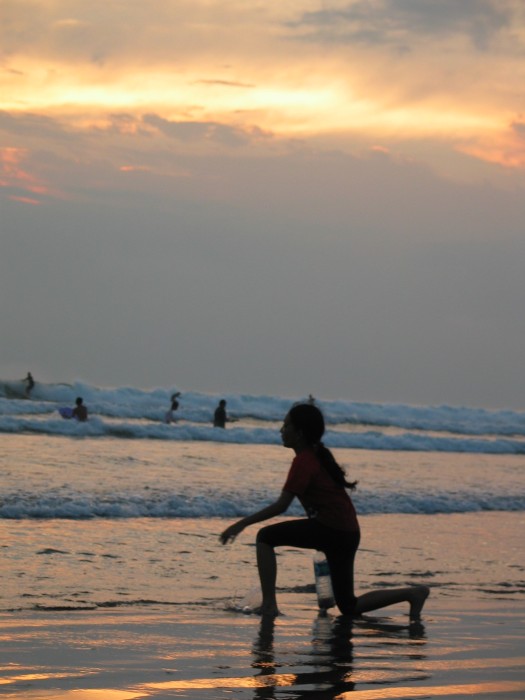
<box><xmin>256</xmin><ymin>518</ymin><xmax>361</xmax><ymax>615</ymax></box>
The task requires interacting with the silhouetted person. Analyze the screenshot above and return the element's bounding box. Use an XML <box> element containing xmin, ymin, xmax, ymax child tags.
<box><xmin>213</xmin><ymin>399</ymin><xmax>228</xmax><ymax>428</ymax></box>
<box><xmin>221</xmin><ymin>403</ymin><xmax>429</xmax><ymax>619</ymax></box>
<box><xmin>72</xmin><ymin>396</ymin><xmax>88</xmax><ymax>422</ymax></box>
<box><xmin>165</xmin><ymin>392</ymin><xmax>181</xmax><ymax>424</ymax></box>
<box><xmin>25</xmin><ymin>372</ymin><xmax>35</xmax><ymax>397</ymax></box>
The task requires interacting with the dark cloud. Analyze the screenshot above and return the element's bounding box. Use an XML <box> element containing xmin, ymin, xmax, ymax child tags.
<box><xmin>291</xmin><ymin>0</ymin><xmax>514</xmax><ymax>51</ymax></box>
<box><xmin>142</xmin><ymin>114</ymin><xmax>267</xmax><ymax>147</ymax></box>
<box><xmin>0</xmin><ymin>111</ymin><xmax>69</xmax><ymax>139</ymax></box>
<box><xmin>195</xmin><ymin>79</ymin><xmax>256</xmax><ymax>89</ymax></box>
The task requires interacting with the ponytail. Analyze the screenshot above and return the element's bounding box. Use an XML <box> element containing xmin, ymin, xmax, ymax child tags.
<box><xmin>315</xmin><ymin>442</ymin><xmax>357</xmax><ymax>490</ymax></box>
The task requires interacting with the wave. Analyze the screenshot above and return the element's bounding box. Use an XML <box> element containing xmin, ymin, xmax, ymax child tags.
<box><xmin>1</xmin><ymin>413</ymin><xmax>525</xmax><ymax>455</ymax></box>
<box><xmin>1</xmin><ymin>379</ymin><xmax>525</xmax><ymax>453</ymax></box>
<box><xmin>0</xmin><ymin>488</ymin><xmax>523</xmax><ymax>519</ymax></box>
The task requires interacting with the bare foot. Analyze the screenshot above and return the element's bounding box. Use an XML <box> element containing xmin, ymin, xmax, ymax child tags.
<box><xmin>408</xmin><ymin>585</ymin><xmax>430</xmax><ymax>620</ymax></box>
<box><xmin>251</xmin><ymin>604</ymin><xmax>281</xmax><ymax>617</ymax></box>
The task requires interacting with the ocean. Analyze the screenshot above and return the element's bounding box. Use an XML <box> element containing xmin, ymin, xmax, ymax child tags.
<box><xmin>0</xmin><ymin>380</ymin><xmax>524</xmax><ymax>615</ymax></box>
<box><xmin>1</xmin><ymin>381</ymin><xmax>525</xmax><ymax>699</ymax></box>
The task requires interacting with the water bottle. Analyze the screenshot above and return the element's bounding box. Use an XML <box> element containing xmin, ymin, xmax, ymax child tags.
<box><xmin>313</xmin><ymin>551</ymin><xmax>335</xmax><ymax>610</ymax></box>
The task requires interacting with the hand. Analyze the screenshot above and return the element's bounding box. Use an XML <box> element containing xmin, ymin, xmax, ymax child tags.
<box><xmin>220</xmin><ymin>521</ymin><xmax>244</xmax><ymax>545</ymax></box>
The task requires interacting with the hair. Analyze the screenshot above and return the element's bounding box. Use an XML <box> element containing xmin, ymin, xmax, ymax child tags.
<box><xmin>287</xmin><ymin>403</ymin><xmax>357</xmax><ymax>490</ymax></box>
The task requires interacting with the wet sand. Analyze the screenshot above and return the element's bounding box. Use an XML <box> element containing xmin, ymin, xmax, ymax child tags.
<box><xmin>0</xmin><ymin>509</ymin><xmax>523</xmax><ymax>699</ymax></box>
<box><xmin>1</xmin><ymin>594</ymin><xmax>524</xmax><ymax>699</ymax></box>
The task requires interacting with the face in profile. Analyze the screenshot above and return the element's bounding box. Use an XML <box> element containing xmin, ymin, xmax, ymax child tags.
<box><xmin>280</xmin><ymin>413</ymin><xmax>302</xmax><ymax>450</ymax></box>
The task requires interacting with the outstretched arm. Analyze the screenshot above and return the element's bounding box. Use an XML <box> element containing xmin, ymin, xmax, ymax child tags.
<box><xmin>220</xmin><ymin>490</ymin><xmax>294</xmax><ymax>544</ymax></box>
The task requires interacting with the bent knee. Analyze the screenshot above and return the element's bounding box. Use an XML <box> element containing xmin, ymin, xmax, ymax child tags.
<box><xmin>256</xmin><ymin>525</ymin><xmax>274</xmax><ymax>545</ymax></box>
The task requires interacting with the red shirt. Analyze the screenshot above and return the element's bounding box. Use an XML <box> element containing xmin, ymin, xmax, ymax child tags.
<box><xmin>283</xmin><ymin>449</ymin><xmax>359</xmax><ymax>532</ymax></box>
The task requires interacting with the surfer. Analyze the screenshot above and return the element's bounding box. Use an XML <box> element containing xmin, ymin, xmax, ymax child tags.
<box><xmin>72</xmin><ymin>397</ymin><xmax>88</xmax><ymax>422</ymax></box>
<box><xmin>165</xmin><ymin>392</ymin><xmax>181</xmax><ymax>424</ymax></box>
<box><xmin>220</xmin><ymin>403</ymin><xmax>429</xmax><ymax>619</ymax></box>
<box><xmin>24</xmin><ymin>372</ymin><xmax>35</xmax><ymax>397</ymax></box>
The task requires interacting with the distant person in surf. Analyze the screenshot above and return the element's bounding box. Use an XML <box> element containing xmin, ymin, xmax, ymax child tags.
<box><xmin>72</xmin><ymin>397</ymin><xmax>88</xmax><ymax>422</ymax></box>
<box><xmin>24</xmin><ymin>372</ymin><xmax>35</xmax><ymax>397</ymax></box>
<box><xmin>213</xmin><ymin>399</ymin><xmax>237</xmax><ymax>428</ymax></box>
<box><xmin>165</xmin><ymin>392</ymin><xmax>181</xmax><ymax>424</ymax></box>
<box><xmin>220</xmin><ymin>403</ymin><xmax>429</xmax><ymax>619</ymax></box>
<box><xmin>213</xmin><ymin>399</ymin><xmax>228</xmax><ymax>428</ymax></box>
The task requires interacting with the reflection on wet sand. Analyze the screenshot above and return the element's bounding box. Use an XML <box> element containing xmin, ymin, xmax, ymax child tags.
<box><xmin>138</xmin><ymin>613</ymin><xmax>428</xmax><ymax>697</ymax></box>
<box><xmin>249</xmin><ymin>613</ymin><xmax>428</xmax><ymax>699</ymax></box>
<box><xmin>1</xmin><ymin>603</ymin><xmax>523</xmax><ymax>699</ymax></box>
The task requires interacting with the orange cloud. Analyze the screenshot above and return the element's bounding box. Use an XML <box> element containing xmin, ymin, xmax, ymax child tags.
<box><xmin>1</xmin><ymin>0</ymin><xmax>524</xmax><ymax>192</ymax></box>
<box><xmin>458</xmin><ymin>120</ymin><xmax>525</xmax><ymax>169</ymax></box>
<box><xmin>6</xmin><ymin>194</ymin><xmax>42</xmax><ymax>206</ymax></box>
<box><xmin>119</xmin><ymin>165</ymin><xmax>152</xmax><ymax>172</ymax></box>
<box><xmin>0</xmin><ymin>147</ymin><xmax>64</xmax><ymax>203</ymax></box>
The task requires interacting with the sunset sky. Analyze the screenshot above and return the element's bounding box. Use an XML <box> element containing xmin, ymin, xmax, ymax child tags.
<box><xmin>2</xmin><ymin>0</ymin><xmax>525</xmax><ymax>408</ymax></box>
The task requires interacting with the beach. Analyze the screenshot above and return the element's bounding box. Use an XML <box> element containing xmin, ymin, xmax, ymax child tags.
<box><xmin>0</xmin><ymin>511</ymin><xmax>524</xmax><ymax>699</ymax></box>
<box><xmin>0</xmin><ymin>387</ymin><xmax>524</xmax><ymax>698</ymax></box>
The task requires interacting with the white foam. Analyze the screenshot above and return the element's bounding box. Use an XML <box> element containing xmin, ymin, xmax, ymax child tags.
<box><xmin>1</xmin><ymin>381</ymin><xmax>525</xmax><ymax>454</ymax></box>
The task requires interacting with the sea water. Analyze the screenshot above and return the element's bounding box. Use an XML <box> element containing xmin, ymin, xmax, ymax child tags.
<box><xmin>0</xmin><ymin>382</ymin><xmax>524</xmax><ymax>614</ymax></box>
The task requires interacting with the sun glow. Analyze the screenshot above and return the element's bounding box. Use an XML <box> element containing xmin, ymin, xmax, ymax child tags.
<box><xmin>2</xmin><ymin>52</ymin><xmax>507</xmax><ymax>142</ymax></box>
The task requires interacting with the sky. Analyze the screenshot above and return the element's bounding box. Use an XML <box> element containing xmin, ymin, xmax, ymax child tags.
<box><xmin>1</xmin><ymin>0</ymin><xmax>525</xmax><ymax>410</ymax></box>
